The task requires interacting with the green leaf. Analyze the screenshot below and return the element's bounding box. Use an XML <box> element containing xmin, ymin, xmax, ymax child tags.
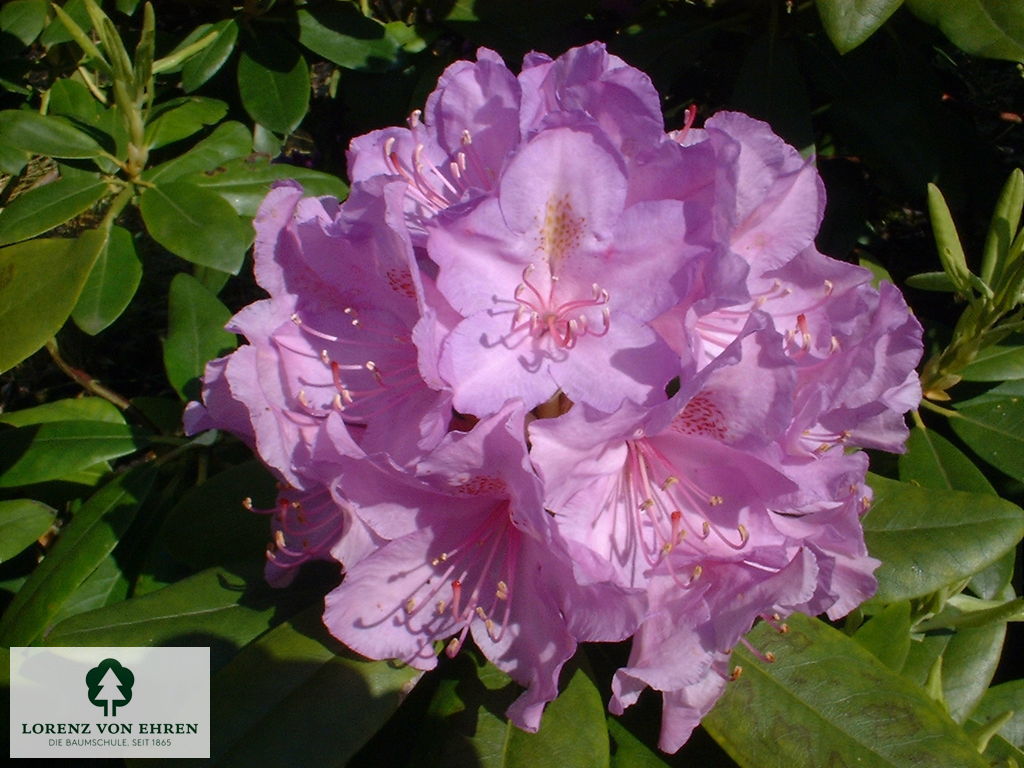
<box><xmin>863</xmin><ymin>474</ymin><xmax>1024</xmax><ymax>602</ymax></box>
<box><xmin>39</xmin><ymin>0</ymin><xmax>88</xmax><ymax>46</ymax></box>
<box><xmin>187</xmin><ymin>155</ymin><xmax>347</xmax><ymax>217</ymax></box>
<box><xmin>139</xmin><ymin>181</ymin><xmax>249</xmax><ymax>272</ymax></box>
<box><xmin>815</xmin><ymin>0</ymin><xmax>905</xmax><ymax>54</ymax></box>
<box><xmin>0</xmin><ymin>175</ymin><xmax>108</xmax><ymax>246</ymax></box>
<box><xmin>0</xmin><ymin>498</ymin><xmax>55</xmax><ymax>562</ymax></box>
<box><xmin>703</xmin><ymin>613</ymin><xmax>989</xmax><ymax>768</ymax></box>
<box><xmin>900</xmin><ymin>621</ymin><xmax>1005</xmax><ymax>723</ymax></box>
<box><xmin>44</xmin><ymin>566</ymin><xmax>278</xmax><ymax>654</ymax></box>
<box><xmin>970</xmin><ymin>680</ymin><xmax>1024</xmax><ymax>749</ymax></box>
<box><xmin>209</xmin><ymin>606</ymin><xmax>422</xmax><ymax>766</ymax></box>
<box><xmin>927</xmin><ymin>182</ymin><xmax>974</xmax><ymax>295</ymax></box>
<box><xmin>962</xmin><ymin>341</ymin><xmax>1024</xmax><ymax>381</ymax></box>
<box><xmin>981</xmin><ymin>168</ymin><xmax>1024</xmax><ymax>286</ymax></box>
<box><xmin>898</xmin><ymin>425</ymin><xmax>1011</xmax><ymax>598</ymax></box>
<box><xmin>71</xmin><ymin>225</ymin><xmax>142</xmax><ymax>335</ymax></box>
<box><xmin>0</xmin><ymin>462</ymin><xmax>156</xmax><ymax>646</ymax></box>
<box><xmin>607</xmin><ymin>718</ymin><xmax>671</xmax><ymax>768</ymax></box>
<box><xmin>132</xmin><ymin>1</ymin><xmax>154</xmax><ymax>94</ymax></box>
<box><xmin>237</xmin><ymin>32</ymin><xmax>309</xmax><ymax>134</ymax></box>
<box><xmin>422</xmin><ymin>651</ymin><xmax>609</xmax><ymax>768</ymax></box>
<box><xmin>0</xmin><ymin>144</ymin><xmax>28</xmax><ymax>175</ymax></box>
<box><xmin>0</xmin><ymin>232</ymin><xmax>107</xmax><ymax>373</ymax></box>
<box><xmin>144</xmin><ymin>96</ymin><xmax>228</xmax><ymax>150</ymax></box>
<box><xmin>906</xmin><ymin>270</ymin><xmax>957</xmax><ymax>292</ymax></box>
<box><xmin>0</xmin><ymin>420</ymin><xmax>142</xmax><ymax>488</ymax></box>
<box><xmin>905</xmin><ymin>0</ymin><xmax>1024</xmax><ymax>62</ymax></box>
<box><xmin>952</xmin><ymin>391</ymin><xmax>1024</xmax><ymax>483</ymax></box>
<box><xmin>163</xmin><ymin>272</ymin><xmax>236</xmax><ymax>401</ymax></box>
<box><xmin>143</xmin><ymin>120</ymin><xmax>252</xmax><ymax>185</ymax></box>
<box><xmin>160</xmin><ymin>460</ymin><xmax>275</xmax><ymax>570</ymax></box>
<box><xmin>47</xmin><ymin>553</ymin><xmax>129</xmax><ymax>626</ymax></box>
<box><xmin>47</xmin><ymin>78</ymin><xmax>103</xmax><ymax>123</ymax></box>
<box><xmin>0</xmin><ymin>0</ymin><xmax>47</xmax><ymax>47</ymax></box>
<box><xmin>899</xmin><ymin>425</ymin><xmax>995</xmax><ymax>494</ymax></box>
<box><xmin>0</xmin><ymin>396</ymin><xmax>124</xmax><ymax>427</ymax></box>
<box><xmin>296</xmin><ymin>5</ymin><xmax>399</xmax><ymax>71</ymax></box>
<box><xmin>505</xmin><ymin>662</ymin><xmax>609</xmax><ymax>768</ymax></box>
<box><xmin>853</xmin><ymin>601</ymin><xmax>912</xmax><ymax>670</ymax></box>
<box><xmin>182</xmin><ymin>19</ymin><xmax>239</xmax><ymax>93</ymax></box>
<box><xmin>0</xmin><ymin>109</ymin><xmax>106</xmax><ymax>158</ymax></box>
<box><xmin>915</xmin><ymin>595</ymin><xmax>1024</xmax><ymax>632</ymax></box>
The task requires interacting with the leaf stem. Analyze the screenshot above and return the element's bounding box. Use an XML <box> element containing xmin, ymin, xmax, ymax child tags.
<box><xmin>919</xmin><ymin>399</ymin><xmax>960</xmax><ymax>419</ymax></box>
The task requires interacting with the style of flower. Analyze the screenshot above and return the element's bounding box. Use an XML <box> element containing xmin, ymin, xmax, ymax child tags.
<box><xmin>186</xmin><ymin>40</ymin><xmax>923</xmax><ymax>754</ymax></box>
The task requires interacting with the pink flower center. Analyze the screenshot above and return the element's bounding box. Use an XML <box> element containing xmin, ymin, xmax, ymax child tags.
<box><xmin>400</xmin><ymin>501</ymin><xmax>518</xmax><ymax>658</ymax></box>
<box><xmin>617</xmin><ymin>437</ymin><xmax>748</xmax><ymax>581</ymax></box>
<box><xmin>510</xmin><ymin>264</ymin><xmax>610</xmax><ymax>349</ymax></box>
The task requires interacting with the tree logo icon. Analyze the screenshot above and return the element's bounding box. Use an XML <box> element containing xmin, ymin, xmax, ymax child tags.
<box><xmin>85</xmin><ymin>658</ymin><xmax>135</xmax><ymax>716</ymax></box>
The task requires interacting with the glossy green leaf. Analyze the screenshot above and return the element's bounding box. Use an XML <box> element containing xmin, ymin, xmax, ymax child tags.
<box><xmin>0</xmin><ymin>175</ymin><xmax>107</xmax><ymax>246</ymax></box>
<box><xmin>906</xmin><ymin>270</ymin><xmax>957</xmax><ymax>292</ymax></box>
<box><xmin>704</xmin><ymin>613</ymin><xmax>989</xmax><ymax>768</ymax></box>
<box><xmin>0</xmin><ymin>396</ymin><xmax>123</xmax><ymax>427</ymax></box>
<box><xmin>237</xmin><ymin>33</ymin><xmax>309</xmax><ymax>134</ymax></box>
<box><xmin>163</xmin><ymin>272</ymin><xmax>236</xmax><ymax>401</ymax></box>
<box><xmin>209</xmin><ymin>606</ymin><xmax>422</xmax><ymax>767</ymax></box>
<box><xmin>815</xmin><ymin>0</ymin><xmax>904</xmax><ymax>54</ymax></box>
<box><xmin>47</xmin><ymin>553</ymin><xmax>129</xmax><ymax>626</ymax></box>
<box><xmin>0</xmin><ymin>231</ymin><xmax>107</xmax><ymax>373</ymax></box>
<box><xmin>898</xmin><ymin>425</ymin><xmax>1011</xmax><ymax>598</ymax></box>
<box><xmin>970</xmin><ymin>680</ymin><xmax>1024</xmax><ymax>749</ymax></box>
<box><xmin>0</xmin><ymin>109</ymin><xmax>106</xmax><ymax>158</ymax></box>
<box><xmin>161</xmin><ymin>460</ymin><xmax>275</xmax><ymax>570</ymax></box>
<box><xmin>296</xmin><ymin>5</ymin><xmax>399</xmax><ymax>71</ymax></box>
<box><xmin>900</xmin><ymin>621</ymin><xmax>1005</xmax><ymax>724</ymax></box>
<box><xmin>0</xmin><ymin>498</ymin><xmax>56</xmax><ymax>561</ymax></box>
<box><xmin>423</xmin><ymin>651</ymin><xmax>609</xmax><ymax>768</ymax></box>
<box><xmin>0</xmin><ymin>0</ymin><xmax>47</xmax><ymax>47</ymax></box>
<box><xmin>47</xmin><ymin>78</ymin><xmax>103</xmax><ymax>123</ymax></box>
<box><xmin>505</xmin><ymin>663</ymin><xmax>609</xmax><ymax>768</ymax></box>
<box><xmin>38</xmin><ymin>0</ymin><xmax>88</xmax><ymax>46</ymax></box>
<box><xmin>139</xmin><ymin>181</ymin><xmax>249</xmax><ymax>272</ymax></box>
<box><xmin>900</xmin><ymin>426</ymin><xmax>995</xmax><ymax>494</ymax></box>
<box><xmin>962</xmin><ymin>341</ymin><xmax>1024</xmax><ymax>381</ymax></box>
<box><xmin>143</xmin><ymin>120</ymin><xmax>252</xmax><ymax>185</ymax></box>
<box><xmin>916</xmin><ymin>595</ymin><xmax>1024</xmax><ymax>632</ymax></box>
<box><xmin>928</xmin><ymin>182</ymin><xmax>974</xmax><ymax>295</ymax></box>
<box><xmin>0</xmin><ymin>462</ymin><xmax>156</xmax><ymax>646</ymax></box>
<box><xmin>952</xmin><ymin>391</ymin><xmax>1024</xmax><ymax>483</ymax></box>
<box><xmin>853</xmin><ymin>601</ymin><xmax>912</xmax><ymax>670</ymax></box>
<box><xmin>0</xmin><ymin>420</ymin><xmax>142</xmax><ymax>487</ymax></box>
<box><xmin>187</xmin><ymin>155</ymin><xmax>347</xmax><ymax>217</ymax></box>
<box><xmin>607</xmin><ymin>718</ymin><xmax>671</xmax><ymax>768</ymax></box>
<box><xmin>71</xmin><ymin>225</ymin><xmax>141</xmax><ymax>335</ymax></box>
<box><xmin>144</xmin><ymin>96</ymin><xmax>228</xmax><ymax>150</ymax></box>
<box><xmin>906</xmin><ymin>0</ymin><xmax>1024</xmax><ymax>62</ymax></box>
<box><xmin>981</xmin><ymin>168</ymin><xmax>1024</xmax><ymax>285</ymax></box>
<box><xmin>863</xmin><ymin>474</ymin><xmax>1024</xmax><ymax>602</ymax></box>
<box><xmin>0</xmin><ymin>144</ymin><xmax>28</xmax><ymax>175</ymax></box>
<box><xmin>44</xmin><ymin>566</ymin><xmax>277</xmax><ymax>652</ymax></box>
<box><xmin>182</xmin><ymin>18</ymin><xmax>239</xmax><ymax>92</ymax></box>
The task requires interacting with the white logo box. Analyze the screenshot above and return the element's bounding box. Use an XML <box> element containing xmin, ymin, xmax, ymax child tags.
<box><xmin>10</xmin><ymin>646</ymin><xmax>210</xmax><ymax>759</ymax></box>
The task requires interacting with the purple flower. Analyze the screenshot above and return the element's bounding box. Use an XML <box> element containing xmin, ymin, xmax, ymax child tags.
<box><xmin>186</xmin><ymin>39</ymin><xmax>923</xmax><ymax>753</ymax></box>
<box><xmin>323</xmin><ymin>403</ymin><xmax>644</xmax><ymax>730</ymax></box>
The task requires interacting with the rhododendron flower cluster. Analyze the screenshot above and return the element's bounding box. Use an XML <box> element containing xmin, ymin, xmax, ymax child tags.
<box><xmin>185</xmin><ymin>42</ymin><xmax>923</xmax><ymax>752</ymax></box>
